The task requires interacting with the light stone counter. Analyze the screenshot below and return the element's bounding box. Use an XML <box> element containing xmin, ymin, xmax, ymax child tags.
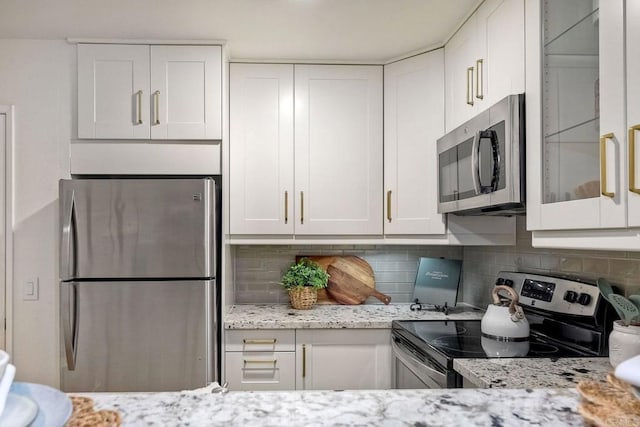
<box><xmin>454</xmin><ymin>357</ymin><xmax>611</xmax><ymax>389</ymax></box>
<box><xmin>88</xmin><ymin>387</ymin><xmax>585</xmax><ymax>426</ymax></box>
<box><xmin>224</xmin><ymin>303</ymin><xmax>485</xmax><ymax>329</ymax></box>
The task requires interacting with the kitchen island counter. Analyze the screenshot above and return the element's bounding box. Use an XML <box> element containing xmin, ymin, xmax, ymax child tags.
<box><xmin>454</xmin><ymin>357</ymin><xmax>611</xmax><ymax>389</ymax></box>
<box><xmin>224</xmin><ymin>303</ymin><xmax>484</xmax><ymax>329</ymax></box>
<box><xmin>87</xmin><ymin>387</ymin><xmax>585</xmax><ymax>426</ymax></box>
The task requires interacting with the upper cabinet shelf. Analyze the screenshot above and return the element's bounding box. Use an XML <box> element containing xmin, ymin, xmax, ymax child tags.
<box><xmin>77</xmin><ymin>43</ymin><xmax>222</xmax><ymax>140</ymax></box>
<box><xmin>544</xmin><ymin>8</ymin><xmax>599</xmax><ymax>56</ymax></box>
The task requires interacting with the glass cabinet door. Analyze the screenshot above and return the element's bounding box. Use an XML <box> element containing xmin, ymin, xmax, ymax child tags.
<box><xmin>542</xmin><ymin>0</ymin><xmax>600</xmax><ymax>204</ymax></box>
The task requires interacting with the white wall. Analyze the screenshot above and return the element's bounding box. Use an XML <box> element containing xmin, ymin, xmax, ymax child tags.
<box><xmin>0</xmin><ymin>40</ymin><xmax>74</xmax><ymax>386</ymax></box>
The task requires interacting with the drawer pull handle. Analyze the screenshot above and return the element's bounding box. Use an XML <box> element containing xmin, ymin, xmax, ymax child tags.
<box><xmin>243</xmin><ymin>339</ymin><xmax>277</xmax><ymax>345</ymax></box>
<box><xmin>243</xmin><ymin>360</ymin><xmax>277</xmax><ymax>366</ymax></box>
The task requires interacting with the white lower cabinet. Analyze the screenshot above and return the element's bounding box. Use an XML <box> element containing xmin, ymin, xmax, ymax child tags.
<box><xmin>224</xmin><ymin>329</ymin><xmax>392</xmax><ymax>391</ymax></box>
<box><xmin>224</xmin><ymin>330</ymin><xmax>295</xmax><ymax>391</ymax></box>
<box><xmin>295</xmin><ymin>329</ymin><xmax>391</xmax><ymax>390</ymax></box>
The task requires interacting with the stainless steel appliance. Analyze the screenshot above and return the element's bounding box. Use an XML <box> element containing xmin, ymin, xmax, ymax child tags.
<box><xmin>392</xmin><ymin>271</ymin><xmax>614</xmax><ymax>389</ymax></box>
<box><xmin>437</xmin><ymin>94</ymin><xmax>525</xmax><ymax>215</ymax></box>
<box><xmin>59</xmin><ymin>178</ymin><xmax>219</xmax><ymax>392</ymax></box>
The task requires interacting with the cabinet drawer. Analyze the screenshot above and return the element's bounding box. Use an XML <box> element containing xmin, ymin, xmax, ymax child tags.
<box><xmin>225</xmin><ymin>351</ymin><xmax>295</xmax><ymax>391</ymax></box>
<box><xmin>225</xmin><ymin>329</ymin><xmax>295</xmax><ymax>352</ymax></box>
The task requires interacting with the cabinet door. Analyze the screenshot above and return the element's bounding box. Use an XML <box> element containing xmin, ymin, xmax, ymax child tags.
<box><xmin>628</xmin><ymin>1</ymin><xmax>640</xmax><ymax>226</ymax></box>
<box><xmin>445</xmin><ymin>13</ymin><xmax>477</xmax><ymax>132</ymax></box>
<box><xmin>150</xmin><ymin>45</ymin><xmax>222</xmax><ymax>140</ymax></box>
<box><xmin>294</xmin><ymin>65</ymin><xmax>383</xmax><ymax>235</ymax></box>
<box><xmin>295</xmin><ymin>329</ymin><xmax>391</xmax><ymax>390</ymax></box>
<box><xmin>229</xmin><ymin>64</ymin><xmax>294</xmax><ymax>234</ymax></box>
<box><xmin>526</xmin><ymin>0</ymin><xmax>626</xmax><ymax>231</ymax></box>
<box><xmin>78</xmin><ymin>44</ymin><xmax>150</xmax><ymax>139</ymax></box>
<box><xmin>476</xmin><ymin>0</ymin><xmax>525</xmax><ymax>107</ymax></box>
<box><xmin>384</xmin><ymin>51</ymin><xmax>446</xmax><ymax>235</ymax></box>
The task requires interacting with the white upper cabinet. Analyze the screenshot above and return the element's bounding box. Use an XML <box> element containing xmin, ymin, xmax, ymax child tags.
<box><xmin>150</xmin><ymin>46</ymin><xmax>222</xmax><ymax>140</ymax></box>
<box><xmin>384</xmin><ymin>50</ymin><xmax>446</xmax><ymax>235</ymax></box>
<box><xmin>78</xmin><ymin>43</ymin><xmax>221</xmax><ymax>140</ymax></box>
<box><xmin>445</xmin><ymin>0</ymin><xmax>524</xmax><ymax>132</ymax></box>
<box><xmin>229</xmin><ymin>63</ymin><xmax>294</xmax><ymax>235</ymax></box>
<box><xmin>476</xmin><ymin>0</ymin><xmax>525</xmax><ymax>107</ymax></box>
<box><xmin>294</xmin><ymin>65</ymin><xmax>383</xmax><ymax>235</ymax></box>
<box><xmin>229</xmin><ymin>63</ymin><xmax>382</xmax><ymax>236</ymax></box>
<box><xmin>628</xmin><ymin>0</ymin><xmax>640</xmax><ymax>227</ymax></box>
<box><xmin>526</xmin><ymin>0</ymin><xmax>627</xmax><ymax>232</ymax></box>
<box><xmin>78</xmin><ymin>44</ymin><xmax>150</xmax><ymax>139</ymax></box>
<box><xmin>445</xmin><ymin>14</ymin><xmax>478</xmax><ymax>132</ymax></box>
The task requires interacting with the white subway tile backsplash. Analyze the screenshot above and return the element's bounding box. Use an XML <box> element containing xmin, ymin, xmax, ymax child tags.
<box><xmin>461</xmin><ymin>216</ymin><xmax>640</xmax><ymax>307</ymax></box>
<box><xmin>233</xmin><ymin>245</ymin><xmax>462</xmax><ymax>304</ymax></box>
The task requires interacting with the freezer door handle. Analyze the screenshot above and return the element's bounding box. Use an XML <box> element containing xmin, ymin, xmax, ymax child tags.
<box><xmin>61</xmin><ymin>282</ymin><xmax>78</xmax><ymax>370</ymax></box>
<box><xmin>61</xmin><ymin>189</ymin><xmax>76</xmax><ymax>280</ymax></box>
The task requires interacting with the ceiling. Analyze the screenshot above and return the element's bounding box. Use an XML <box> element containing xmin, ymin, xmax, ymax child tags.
<box><xmin>0</xmin><ymin>0</ymin><xmax>480</xmax><ymax>62</ymax></box>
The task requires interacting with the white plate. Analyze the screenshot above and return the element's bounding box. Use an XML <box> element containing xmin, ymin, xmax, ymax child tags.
<box><xmin>9</xmin><ymin>382</ymin><xmax>72</xmax><ymax>427</ymax></box>
<box><xmin>0</xmin><ymin>393</ymin><xmax>38</xmax><ymax>427</ymax></box>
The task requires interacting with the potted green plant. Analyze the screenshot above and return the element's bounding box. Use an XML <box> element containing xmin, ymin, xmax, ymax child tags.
<box><xmin>281</xmin><ymin>258</ymin><xmax>329</xmax><ymax>310</ymax></box>
<box><xmin>597</xmin><ymin>278</ymin><xmax>640</xmax><ymax>367</ymax></box>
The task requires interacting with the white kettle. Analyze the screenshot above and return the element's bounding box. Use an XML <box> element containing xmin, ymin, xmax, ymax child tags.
<box><xmin>481</xmin><ymin>285</ymin><xmax>530</xmax><ymax>340</ymax></box>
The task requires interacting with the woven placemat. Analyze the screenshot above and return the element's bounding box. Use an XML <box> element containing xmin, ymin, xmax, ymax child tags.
<box><xmin>65</xmin><ymin>396</ymin><xmax>122</xmax><ymax>427</ymax></box>
<box><xmin>577</xmin><ymin>374</ymin><xmax>640</xmax><ymax>427</ymax></box>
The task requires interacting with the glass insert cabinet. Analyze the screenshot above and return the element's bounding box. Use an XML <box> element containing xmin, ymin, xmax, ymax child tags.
<box><xmin>542</xmin><ymin>0</ymin><xmax>599</xmax><ymax>205</ymax></box>
<box><xmin>527</xmin><ymin>0</ymin><xmax>627</xmax><ymax>231</ymax></box>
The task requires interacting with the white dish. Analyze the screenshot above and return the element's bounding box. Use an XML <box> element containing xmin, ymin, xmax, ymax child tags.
<box><xmin>0</xmin><ymin>393</ymin><xmax>38</xmax><ymax>427</ymax></box>
<box><xmin>0</xmin><ymin>350</ymin><xmax>9</xmax><ymax>379</ymax></box>
<box><xmin>9</xmin><ymin>382</ymin><xmax>72</xmax><ymax>427</ymax></box>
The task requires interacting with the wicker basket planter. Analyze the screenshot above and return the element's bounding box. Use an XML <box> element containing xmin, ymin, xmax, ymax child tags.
<box><xmin>288</xmin><ymin>287</ymin><xmax>318</xmax><ymax>310</ymax></box>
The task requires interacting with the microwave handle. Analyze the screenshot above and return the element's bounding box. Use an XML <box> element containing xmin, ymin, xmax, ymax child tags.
<box><xmin>479</xmin><ymin>129</ymin><xmax>501</xmax><ymax>192</ymax></box>
<box><xmin>471</xmin><ymin>132</ymin><xmax>482</xmax><ymax>195</ymax></box>
<box><xmin>474</xmin><ymin>130</ymin><xmax>500</xmax><ymax>193</ymax></box>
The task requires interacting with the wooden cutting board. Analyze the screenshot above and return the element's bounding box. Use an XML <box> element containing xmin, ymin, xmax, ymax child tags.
<box><xmin>295</xmin><ymin>255</ymin><xmax>390</xmax><ymax>305</ymax></box>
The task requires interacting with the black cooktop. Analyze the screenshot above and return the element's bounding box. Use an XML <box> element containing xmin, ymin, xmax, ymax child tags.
<box><xmin>392</xmin><ymin>319</ymin><xmax>593</xmax><ymax>368</ymax></box>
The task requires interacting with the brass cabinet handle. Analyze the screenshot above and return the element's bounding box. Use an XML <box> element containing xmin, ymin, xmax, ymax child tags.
<box><xmin>243</xmin><ymin>360</ymin><xmax>277</xmax><ymax>366</ymax></box>
<box><xmin>153</xmin><ymin>90</ymin><xmax>160</xmax><ymax>125</ymax></box>
<box><xmin>243</xmin><ymin>339</ymin><xmax>277</xmax><ymax>345</ymax></box>
<box><xmin>135</xmin><ymin>90</ymin><xmax>143</xmax><ymax>124</ymax></box>
<box><xmin>300</xmin><ymin>191</ymin><xmax>304</xmax><ymax>225</ymax></box>
<box><xmin>630</xmin><ymin>125</ymin><xmax>640</xmax><ymax>194</ymax></box>
<box><xmin>600</xmin><ymin>133</ymin><xmax>615</xmax><ymax>198</ymax></box>
<box><xmin>302</xmin><ymin>344</ymin><xmax>306</xmax><ymax>378</ymax></box>
<box><xmin>386</xmin><ymin>190</ymin><xmax>392</xmax><ymax>223</ymax></box>
<box><xmin>475</xmin><ymin>59</ymin><xmax>484</xmax><ymax>100</ymax></box>
<box><xmin>284</xmin><ymin>191</ymin><xmax>289</xmax><ymax>224</ymax></box>
<box><xmin>466</xmin><ymin>67</ymin><xmax>474</xmax><ymax>106</ymax></box>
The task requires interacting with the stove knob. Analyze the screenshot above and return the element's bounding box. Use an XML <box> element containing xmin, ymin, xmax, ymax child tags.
<box><xmin>578</xmin><ymin>293</ymin><xmax>592</xmax><ymax>306</ymax></box>
<box><xmin>563</xmin><ymin>290</ymin><xmax>578</xmax><ymax>303</ymax></box>
<box><xmin>496</xmin><ymin>278</ymin><xmax>505</xmax><ymax>286</ymax></box>
<box><xmin>504</xmin><ymin>279</ymin><xmax>514</xmax><ymax>287</ymax></box>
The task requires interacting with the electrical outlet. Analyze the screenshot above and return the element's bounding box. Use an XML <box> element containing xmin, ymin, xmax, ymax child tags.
<box><xmin>23</xmin><ymin>277</ymin><xmax>39</xmax><ymax>301</ymax></box>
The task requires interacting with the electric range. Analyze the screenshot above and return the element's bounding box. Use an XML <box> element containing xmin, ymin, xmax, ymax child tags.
<box><xmin>391</xmin><ymin>271</ymin><xmax>615</xmax><ymax>388</ymax></box>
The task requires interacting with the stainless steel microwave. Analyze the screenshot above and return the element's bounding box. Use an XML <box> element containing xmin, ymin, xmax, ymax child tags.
<box><xmin>437</xmin><ymin>94</ymin><xmax>525</xmax><ymax>215</ymax></box>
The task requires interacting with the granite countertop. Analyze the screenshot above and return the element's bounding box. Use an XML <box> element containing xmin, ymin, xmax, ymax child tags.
<box><xmin>87</xmin><ymin>387</ymin><xmax>585</xmax><ymax>426</ymax></box>
<box><xmin>454</xmin><ymin>357</ymin><xmax>612</xmax><ymax>389</ymax></box>
<box><xmin>224</xmin><ymin>303</ymin><xmax>485</xmax><ymax>329</ymax></box>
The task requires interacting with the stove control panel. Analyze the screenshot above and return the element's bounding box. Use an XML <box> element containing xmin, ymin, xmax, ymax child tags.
<box><xmin>495</xmin><ymin>271</ymin><xmax>600</xmax><ymax>317</ymax></box>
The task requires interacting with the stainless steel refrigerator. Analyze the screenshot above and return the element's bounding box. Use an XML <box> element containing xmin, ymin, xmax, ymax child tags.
<box><xmin>59</xmin><ymin>178</ymin><xmax>218</xmax><ymax>392</ymax></box>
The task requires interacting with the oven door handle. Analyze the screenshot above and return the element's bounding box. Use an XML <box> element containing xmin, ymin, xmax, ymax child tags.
<box><xmin>392</xmin><ymin>339</ymin><xmax>447</xmax><ymax>388</ymax></box>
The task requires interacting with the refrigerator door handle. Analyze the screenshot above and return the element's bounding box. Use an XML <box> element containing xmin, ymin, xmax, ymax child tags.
<box><xmin>61</xmin><ymin>189</ymin><xmax>76</xmax><ymax>280</ymax></box>
<box><xmin>61</xmin><ymin>282</ymin><xmax>78</xmax><ymax>370</ymax></box>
